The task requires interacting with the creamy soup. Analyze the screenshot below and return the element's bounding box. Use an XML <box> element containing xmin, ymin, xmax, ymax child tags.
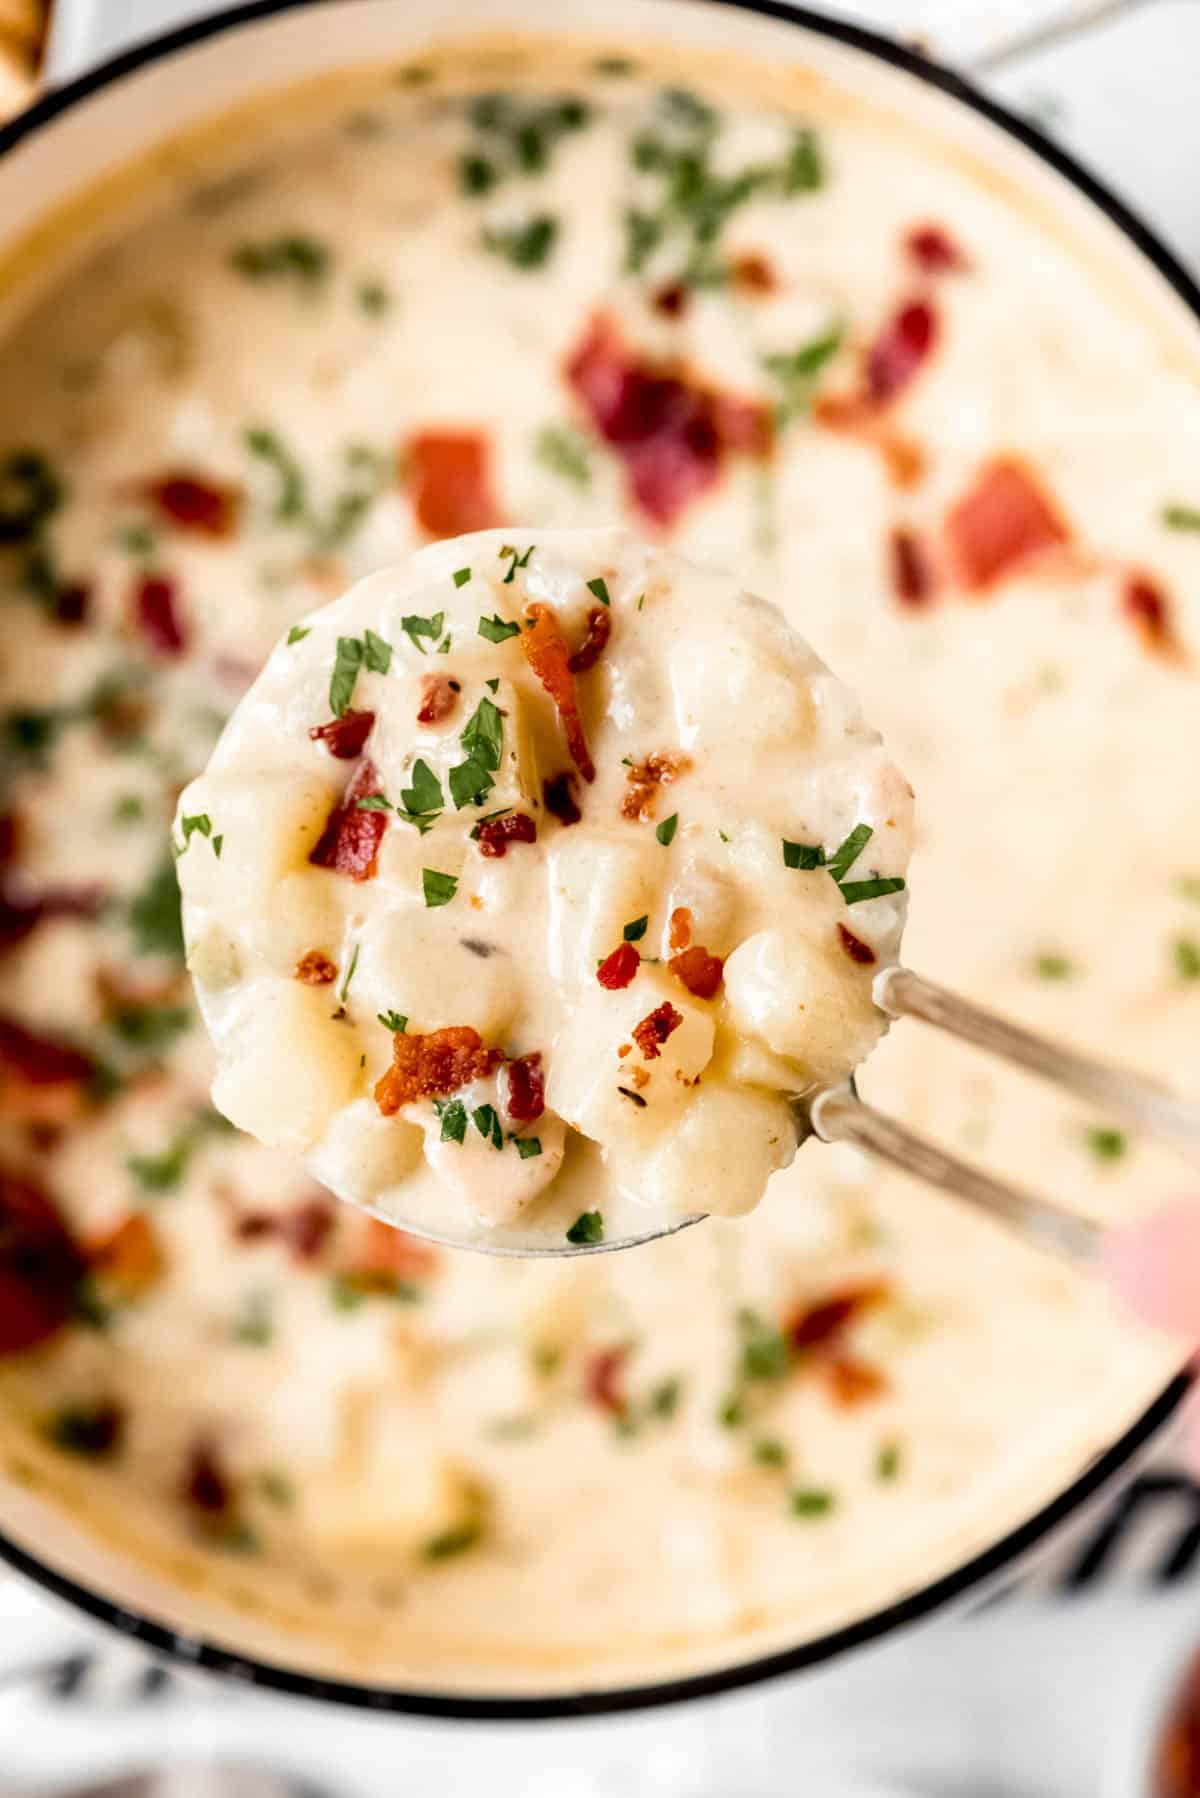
<box><xmin>177</xmin><ymin>530</ymin><xmax>911</xmax><ymax>1247</ymax></box>
<box><xmin>0</xmin><ymin>40</ymin><xmax>1194</xmax><ymax>1692</ymax></box>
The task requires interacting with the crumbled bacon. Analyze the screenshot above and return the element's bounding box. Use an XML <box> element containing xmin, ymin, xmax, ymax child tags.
<box><xmin>235</xmin><ymin>1194</ymin><xmax>335</xmax><ymax>1263</ymax></box>
<box><xmin>837</xmin><ymin>923</ymin><xmax>876</xmax><ymax>966</ymax></box>
<box><xmin>825</xmin><ymin>1354</ymin><xmax>888</xmax><ymax>1407</ymax></box>
<box><xmin>632</xmin><ymin>1001</ymin><xmax>683</xmax><ymax>1061</ymax></box>
<box><xmin>543</xmin><ymin>772</ymin><xmax>581</xmax><ymax>827</ymax></box>
<box><xmin>565</xmin><ymin>313</ymin><xmax>772</xmax><ymax>526</ymax></box>
<box><xmin>621</xmin><ymin>750</ymin><xmax>691</xmax><ymax>822</ymax></box>
<box><xmin>503</xmin><ymin>1052</ymin><xmax>545</xmax><ymax>1125</ymax></box>
<box><xmin>905</xmin><ymin>224</ymin><xmax>968</xmax><ymax>274</ymax></box>
<box><xmin>86</xmin><ymin>1213</ymin><xmax>165</xmax><ymax>1296</ymax></box>
<box><xmin>567</xmin><ymin>605</ymin><xmax>613</xmax><ymax>674</ymax></box>
<box><xmin>406</xmin><ymin>430</ymin><xmax>503</xmax><ymax>537</ymax></box>
<box><xmin>888</xmin><ymin>526</ymin><xmax>937</xmax><ymax>608</ymax></box>
<box><xmin>308</xmin><ymin>709</ymin><xmax>375</xmax><ymax>759</ymax></box>
<box><xmin>417</xmin><ymin>674</ymin><xmax>461</xmax><ymax>726</ymax></box>
<box><xmin>788</xmin><ymin>1281</ymin><xmax>889</xmax><ymax>1352</ymax></box>
<box><xmin>0</xmin><ymin>1013</ymin><xmax>96</xmax><ymax>1124</ymax></box>
<box><xmin>669</xmin><ymin>945</ymin><xmax>724</xmax><ymax>999</ymax></box>
<box><xmin>1123</xmin><ymin>572</ymin><xmax>1184</xmax><ymax>661</ymax></box>
<box><xmin>865</xmin><ymin>299</ymin><xmax>937</xmax><ymax>406</ymax></box>
<box><xmin>308</xmin><ymin>759</ymin><xmax>387</xmax><ymax>882</ymax></box>
<box><xmin>944</xmin><ymin>457</ymin><xmax>1069</xmax><ymax>591</ymax></box>
<box><xmin>668</xmin><ymin>907</ymin><xmax>692</xmax><ymax>952</ymax></box>
<box><xmin>730</xmin><ymin>252</ymin><xmax>776</xmax><ymax>293</ymax></box>
<box><xmin>597</xmin><ymin>942</ymin><xmax>640</xmax><ymax>991</ymax></box>
<box><xmin>651</xmin><ymin>282</ymin><xmax>689</xmax><ymax>318</ymax></box>
<box><xmin>295</xmin><ymin>950</ymin><xmax>338</xmax><ymax>986</ymax></box>
<box><xmin>0</xmin><ymin>1166</ymin><xmax>83</xmax><ymax>1354</ymax></box>
<box><xmin>521</xmin><ymin>602</ymin><xmax>595</xmax><ymax>782</ymax></box>
<box><xmin>146</xmin><ymin>472</ymin><xmax>241</xmax><ymax>539</ymax></box>
<box><xmin>374</xmin><ymin>1025</ymin><xmax>501</xmax><ymax>1116</ymax></box>
<box><xmin>355</xmin><ymin>1216</ymin><xmax>438</xmax><ymax>1281</ymax></box>
<box><xmin>585</xmin><ymin>1345</ymin><xmax>629</xmax><ymax>1414</ymax></box>
<box><xmin>53</xmin><ymin>582</ymin><xmax>91</xmax><ymax>627</ymax></box>
<box><xmin>183</xmin><ymin>1440</ymin><xmax>232</xmax><ymax>1515</ymax></box>
<box><xmin>134</xmin><ymin>573</ymin><xmax>188</xmax><ymax>657</ymax></box>
<box><xmin>476</xmin><ymin>812</ymin><xmax>538</xmax><ymax>858</ymax></box>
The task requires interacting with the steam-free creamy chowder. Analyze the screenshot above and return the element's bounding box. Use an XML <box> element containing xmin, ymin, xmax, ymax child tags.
<box><xmin>0</xmin><ymin>42</ymin><xmax>1196</xmax><ymax>1691</ymax></box>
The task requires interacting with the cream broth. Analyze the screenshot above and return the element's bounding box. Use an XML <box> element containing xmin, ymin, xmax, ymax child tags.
<box><xmin>0</xmin><ymin>45</ymin><xmax>1193</xmax><ymax>1688</ymax></box>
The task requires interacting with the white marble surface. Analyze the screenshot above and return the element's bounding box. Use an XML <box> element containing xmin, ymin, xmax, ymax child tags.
<box><xmin>6</xmin><ymin>2</ymin><xmax>1199</xmax><ymax>1792</ymax></box>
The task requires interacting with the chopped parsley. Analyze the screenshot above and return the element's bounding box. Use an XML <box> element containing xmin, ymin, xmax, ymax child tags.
<box><xmin>876</xmin><ymin>1440</ymin><xmax>902</xmax><ymax>1482</ymax></box>
<box><xmin>459</xmin><ymin>154</ymin><xmax>497</xmax><ymax>195</ymax></box>
<box><xmin>1034</xmin><ymin>952</ymin><xmax>1073</xmax><ymax>980</ymax></box>
<box><xmin>623</xmin><ymin>207</ymin><xmax>664</xmax><ymax>274</ymax></box>
<box><xmin>499</xmin><ymin>542</ymin><xmax>535</xmax><ymax>583</ymax></box>
<box><xmin>357</xmin><ymin>279</ymin><xmax>389</xmax><ymax>315</ymax></box>
<box><xmin>1178</xmin><ymin>876</ymin><xmax>1200</xmax><ymax>902</ymax></box>
<box><xmin>398</xmin><ymin>757</ymin><xmax>444</xmax><ymax>832</ymax></box>
<box><xmin>338</xmin><ymin>943</ymin><xmax>360</xmax><ymax>1003</ymax></box>
<box><xmin>256</xmin><ymin>1470</ymin><xmax>294</xmax><ymax>1507</ymax></box>
<box><xmin>363</xmin><ymin>629</ymin><xmax>392</xmax><ymax>674</ymax></box>
<box><xmin>472</xmin><ymin>1103</ymin><xmax>505</xmax><ymax>1150</ymax></box>
<box><xmin>761</xmin><ymin>323</ymin><xmax>843</xmax><ymax>424</ymax></box>
<box><xmin>286</xmin><ymin>624</ymin><xmax>311</xmax><ymax>645</ymax></box>
<box><xmin>566</xmin><ymin>1210</ymin><xmax>604</xmax><ymax>1245</ymax></box>
<box><xmin>655</xmin><ymin>813</ymin><xmax>678</xmax><ymax>847</ymax></box>
<box><xmin>514</xmin><ymin>1136</ymin><xmax>542</xmax><ymax>1159</ymax></box>
<box><xmin>1175</xmin><ymin>937</ymin><xmax>1200</xmax><ymax>980</ymax></box>
<box><xmin>738</xmin><ymin>1308</ymin><xmax>790</xmax><ymax>1383</ymax></box>
<box><xmin>825</xmin><ymin>823</ymin><xmax>874</xmax><ymax>884</ymax></box>
<box><xmin>586</xmin><ymin>576</ymin><xmax>611</xmax><ymax>606</ymax></box>
<box><xmin>752</xmin><ymin>1437</ymin><xmax>787</xmax><ymax>1468</ymax></box>
<box><xmin>174</xmin><ymin>812</ymin><xmax>222</xmax><ymax>859</ymax></box>
<box><xmin>1086</xmin><ymin>1126</ymin><xmax>1127</xmax><ymax>1162</ymax></box>
<box><xmin>111</xmin><ymin>793</ymin><xmax>144</xmax><ymax>826</ymax></box>
<box><xmin>782</xmin><ymin>840</ymin><xmax>824</xmax><ymax>871</ymax></box>
<box><xmin>128</xmin><ymin>1128</ymin><xmax>195</xmax><ymax>1194</ymax></box>
<box><xmin>718</xmin><ymin>1394</ymin><xmax>745</xmax><ymax>1429</ymax></box>
<box><xmin>435</xmin><ymin>1098</ymin><xmax>468</xmax><ymax>1144</ymax></box>
<box><xmin>485</xmin><ymin>677</ymin><xmax>499</xmax><ymax>693</ymax></box>
<box><xmin>0</xmin><ymin>448</ymin><xmax>61</xmax><ymax>544</ymax></box>
<box><xmin>838</xmin><ymin>877</ymin><xmax>906</xmax><ymax>905</ymax></box>
<box><xmin>453</xmin><ymin>567</ymin><xmax>472</xmax><ymax>588</ymax></box>
<box><xmin>623</xmin><ymin>915</ymin><xmax>649</xmax><ymax>942</ymax></box>
<box><xmin>128</xmin><ymin>859</ymin><xmax>184</xmax><ymax>961</ymax></box>
<box><xmin>244</xmin><ymin>427</ymin><xmax>306</xmax><ymax>520</ymax></box>
<box><xmin>535</xmin><ymin>425</ymin><xmax>591</xmax><ymax>487</ymax></box>
<box><xmin>378</xmin><ymin>1010</ymin><xmax>408</xmax><ymax>1033</ymax></box>
<box><xmin>107</xmin><ymin>1001</ymin><xmax>191</xmax><ymax>1055</ymax></box>
<box><xmin>478</xmin><ymin>613</ymin><xmax>520</xmax><ymax>644</ymax></box>
<box><xmin>354</xmin><ymin>795</ymin><xmax>393</xmax><ymax>813</ymax></box>
<box><xmin>234</xmin><ymin>1290</ymin><xmax>274</xmax><ymax>1347</ymax></box>
<box><xmin>330</xmin><ymin>636</ymin><xmax>364</xmax><ymax>715</ymax></box>
<box><xmin>423</xmin><ymin>1519</ymin><xmax>483</xmax><ymax>1561</ymax></box>
<box><xmin>459</xmin><ymin>90</ymin><xmax>589</xmax><ymax>201</ymax></box>
<box><xmin>230</xmin><ymin>234</ymin><xmax>329</xmax><ymax>285</ymax></box>
<box><xmin>422</xmin><ymin>868</ymin><xmax>458</xmax><ymax>908</ymax></box>
<box><xmin>450</xmin><ymin>696</ymin><xmax>504</xmax><ymax>812</ymax></box>
<box><xmin>784</xmin><ymin>822</ymin><xmax>905</xmax><ymax>906</ymax></box>
<box><xmin>329</xmin><ymin>1274</ymin><xmax>365</xmax><ymax>1313</ymax></box>
<box><xmin>400</xmin><ymin>610</ymin><xmax>445</xmax><ymax>654</ymax></box>
<box><xmin>118</xmin><ymin>522</ymin><xmax>158</xmax><ymax>558</ymax></box>
<box><xmin>789</xmin><ymin>1487</ymin><xmax>835</xmax><ymax>1519</ymax></box>
<box><xmin>1163</xmin><ymin>504</ymin><xmax>1200</xmax><ymax>531</ymax></box>
<box><xmin>482</xmin><ymin>215</ymin><xmax>558</xmax><ymax>269</ymax></box>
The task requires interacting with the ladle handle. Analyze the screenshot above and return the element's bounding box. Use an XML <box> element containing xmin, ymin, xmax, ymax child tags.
<box><xmin>875</xmin><ymin>966</ymin><xmax>1200</xmax><ymax>1161</ymax></box>
<box><xmin>809</xmin><ymin>1086</ymin><xmax>1102</xmax><ymax>1266</ymax></box>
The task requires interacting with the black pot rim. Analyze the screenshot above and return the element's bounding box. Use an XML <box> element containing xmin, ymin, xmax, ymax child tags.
<box><xmin>0</xmin><ymin>0</ymin><xmax>1193</xmax><ymax>1722</ymax></box>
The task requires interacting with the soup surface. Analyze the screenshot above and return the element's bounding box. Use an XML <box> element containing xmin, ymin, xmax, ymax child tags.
<box><xmin>0</xmin><ymin>41</ymin><xmax>1195</xmax><ymax>1689</ymax></box>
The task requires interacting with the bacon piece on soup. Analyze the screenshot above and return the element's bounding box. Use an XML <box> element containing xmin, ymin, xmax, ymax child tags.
<box><xmin>826</xmin><ymin>1353</ymin><xmax>888</xmax><ymax>1407</ymax></box>
<box><xmin>669</xmin><ymin>944</ymin><xmax>724</xmax><ymax>999</ymax></box>
<box><xmin>651</xmin><ymin>282</ymin><xmax>689</xmax><ymax>319</ymax></box>
<box><xmin>585</xmin><ymin>1344</ymin><xmax>629</xmax><ymax>1415</ymax></box>
<box><xmin>567</xmin><ymin>605</ymin><xmax>612</xmax><ymax>674</ymax></box>
<box><xmin>417</xmin><ymin>675</ymin><xmax>461</xmax><ymax>726</ymax></box>
<box><xmin>308</xmin><ymin>709</ymin><xmax>375</xmax><ymax>759</ymax></box>
<box><xmin>352</xmin><ymin>1216</ymin><xmax>439</xmax><ymax>1283</ymax></box>
<box><xmin>133</xmin><ymin>572</ymin><xmax>189</xmax><ymax>657</ymax></box>
<box><xmin>1122</xmin><ymin>572</ymin><xmax>1185</xmax><ymax>662</ymax></box>
<box><xmin>406</xmin><ymin>430</ymin><xmax>503</xmax><ymax>537</ymax></box>
<box><xmin>476</xmin><ymin>812</ymin><xmax>537</xmax><ymax>857</ymax></box>
<box><xmin>308</xmin><ymin>758</ymin><xmax>387</xmax><ymax>882</ymax></box>
<box><xmin>632</xmin><ymin>1001</ymin><xmax>683</xmax><ymax>1061</ymax></box>
<box><xmin>565</xmin><ymin>313</ymin><xmax>772</xmax><ymax>527</ymax></box>
<box><xmin>730</xmin><ymin>252</ymin><xmax>777</xmax><ymax>294</ymax></box>
<box><xmin>374</xmin><ymin>1025</ymin><xmax>501</xmax><ymax>1116</ymax></box>
<box><xmin>502</xmin><ymin>1052</ymin><xmax>545</xmax><ymax>1125</ymax></box>
<box><xmin>0</xmin><ymin>1013</ymin><xmax>96</xmax><ymax>1124</ymax></box>
<box><xmin>183</xmin><ymin>1440</ymin><xmax>234</xmax><ymax>1515</ymax></box>
<box><xmin>0</xmin><ymin>1166</ymin><xmax>84</xmax><ymax>1354</ymax></box>
<box><xmin>622</xmin><ymin>750</ymin><xmax>691</xmax><ymax>822</ymax></box>
<box><xmin>837</xmin><ymin>923</ymin><xmax>876</xmax><ymax>966</ymax></box>
<box><xmin>597</xmin><ymin>942</ymin><xmax>639</xmax><ymax>991</ymax></box>
<box><xmin>904</xmin><ymin>224</ymin><xmax>968</xmax><ymax>275</ymax></box>
<box><xmin>543</xmin><ymin>772</ymin><xmax>581</xmax><ymax>827</ymax></box>
<box><xmin>145</xmin><ymin>471</ymin><xmax>242</xmax><ymax>539</ymax></box>
<box><xmin>788</xmin><ymin>1281</ymin><xmax>889</xmax><ymax>1353</ymax></box>
<box><xmin>234</xmin><ymin>1193</ymin><xmax>336</xmax><ymax>1263</ymax></box>
<box><xmin>944</xmin><ymin>457</ymin><xmax>1070</xmax><ymax>591</ymax></box>
<box><xmin>295</xmin><ymin>950</ymin><xmax>338</xmax><ymax>986</ymax></box>
<box><xmin>86</xmin><ymin>1212</ymin><xmax>166</xmax><ymax>1297</ymax></box>
<box><xmin>521</xmin><ymin>602</ymin><xmax>595</xmax><ymax>782</ymax></box>
<box><xmin>668</xmin><ymin>907</ymin><xmax>692</xmax><ymax>952</ymax></box>
<box><xmin>888</xmin><ymin>525</ymin><xmax>938</xmax><ymax>608</ymax></box>
<box><xmin>865</xmin><ymin>299</ymin><xmax>938</xmax><ymax>407</ymax></box>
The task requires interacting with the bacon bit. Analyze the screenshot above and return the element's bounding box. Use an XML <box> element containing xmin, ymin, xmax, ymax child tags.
<box><xmin>565</xmin><ymin>314</ymin><xmax>772</xmax><ymax>527</ymax></box>
<box><xmin>406</xmin><ymin>430</ymin><xmax>504</xmax><ymax>537</ymax></box>
<box><xmin>476</xmin><ymin>812</ymin><xmax>538</xmax><ymax>858</ymax></box>
<box><xmin>503</xmin><ymin>1052</ymin><xmax>545</xmax><ymax>1125</ymax></box>
<box><xmin>0</xmin><ymin>1014</ymin><xmax>96</xmax><ymax>1124</ymax></box>
<box><xmin>905</xmin><ymin>224</ymin><xmax>968</xmax><ymax>274</ymax></box>
<box><xmin>944</xmin><ymin>457</ymin><xmax>1070</xmax><ymax>591</ymax></box>
<box><xmin>417</xmin><ymin>674</ymin><xmax>461</xmax><ymax>726</ymax></box>
<box><xmin>621</xmin><ymin>750</ymin><xmax>691</xmax><ymax>822</ymax></box>
<box><xmin>521</xmin><ymin>602</ymin><xmax>595</xmax><ymax>783</ymax></box>
<box><xmin>543</xmin><ymin>772</ymin><xmax>581</xmax><ymax>826</ymax></box>
<box><xmin>826</xmin><ymin>1353</ymin><xmax>888</xmax><ymax>1407</ymax></box>
<box><xmin>668</xmin><ymin>907</ymin><xmax>692</xmax><ymax>952</ymax></box>
<box><xmin>888</xmin><ymin>525</ymin><xmax>937</xmax><ymax>608</ymax></box>
<box><xmin>86</xmin><ymin>1213</ymin><xmax>165</xmax><ymax>1296</ymax></box>
<box><xmin>731</xmin><ymin>252</ymin><xmax>777</xmax><ymax>294</ymax></box>
<box><xmin>837</xmin><ymin>923</ymin><xmax>876</xmax><ymax>966</ymax></box>
<box><xmin>651</xmin><ymin>282</ymin><xmax>689</xmax><ymax>318</ymax></box>
<box><xmin>669</xmin><ymin>944</ymin><xmax>724</xmax><ymax>999</ymax></box>
<box><xmin>308</xmin><ymin>709</ymin><xmax>375</xmax><ymax>759</ymax></box>
<box><xmin>632</xmin><ymin>1001</ymin><xmax>683</xmax><ymax>1061</ymax></box>
<box><xmin>1123</xmin><ymin>572</ymin><xmax>1185</xmax><ymax>662</ymax></box>
<box><xmin>865</xmin><ymin>299</ymin><xmax>937</xmax><ymax>407</ymax></box>
<box><xmin>235</xmin><ymin>1195</ymin><xmax>336</xmax><ymax>1263</ymax></box>
<box><xmin>134</xmin><ymin>573</ymin><xmax>188</xmax><ymax>657</ymax></box>
<box><xmin>0</xmin><ymin>884</ymin><xmax>106</xmax><ymax>955</ymax></box>
<box><xmin>597</xmin><ymin>942</ymin><xmax>640</xmax><ymax>990</ymax></box>
<box><xmin>374</xmin><ymin>1025</ymin><xmax>501</xmax><ymax>1116</ymax></box>
<box><xmin>0</xmin><ymin>1166</ymin><xmax>83</xmax><ymax>1354</ymax></box>
<box><xmin>617</xmin><ymin>1042</ymin><xmax>632</xmax><ymax>1058</ymax></box>
<box><xmin>308</xmin><ymin>759</ymin><xmax>387</xmax><ymax>882</ymax></box>
<box><xmin>53</xmin><ymin>582</ymin><xmax>91</xmax><ymax>627</ymax></box>
<box><xmin>788</xmin><ymin>1281</ymin><xmax>889</xmax><ymax>1352</ymax></box>
<box><xmin>355</xmin><ymin>1216</ymin><xmax>438</xmax><ymax>1282</ymax></box>
<box><xmin>567</xmin><ymin>605</ymin><xmax>613</xmax><ymax>674</ymax></box>
<box><xmin>585</xmin><ymin>1345</ymin><xmax>629</xmax><ymax>1414</ymax></box>
<box><xmin>183</xmin><ymin>1440</ymin><xmax>232</xmax><ymax>1515</ymax></box>
<box><xmin>146</xmin><ymin>472</ymin><xmax>241</xmax><ymax>539</ymax></box>
<box><xmin>295</xmin><ymin>950</ymin><xmax>338</xmax><ymax>986</ymax></box>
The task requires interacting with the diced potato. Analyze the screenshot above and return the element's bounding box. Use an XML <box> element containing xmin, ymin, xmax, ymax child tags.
<box><xmin>301</xmin><ymin>1425</ymin><xmax>489</xmax><ymax>1565</ymax></box>
<box><xmin>187</xmin><ymin>924</ymin><xmax>241</xmax><ymax>993</ymax></box>
<box><xmin>240</xmin><ymin>870</ymin><xmax>344</xmax><ymax>978</ymax></box>
<box><xmin>423</xmin><ymin>1086</ymin><xmax>566</xmax><ymax>1226</ymax></box>
<box><xmin>545</xmin><ymin>831</ymin><xmax>660</xmax><ymax>986</ymax></box>
<box><xmin>670</xmin><ymin>594</ymin><xmax>821</xmax><ymax>755</ymax></box>
<box><xmin>547</xmin><ymin>969</ymin><xmax>715</xmax><ymax>1153</ymax></box>
<box><xmin>663</xmin><ymin>853</ymin><xmax>740</xmax><ymax>956</ymax></box>
<box><xmin>175</xmin><ymin>771</ymin><xmax>337</xmax><ymax>914</ymax></box>
<box><xmin>642</xmin><ymin>1082</ymin><xmax>798</xmax><ymax>1217</ymax></box>
<box><xmin>211</xmin><ymin>978</ymin><xmax>364</xmax><ymax>1150</ymax></box>
<box><xmin>723</xmin><ymin>927</ymin><xmax>885</xmax><ymax>1086</ymax></box>
<box><xmin>310</xmin><ymin>1096</ymin><xmax>424</xmax><ymax>1203</ymax></box>
<box><xmin>352</xmin><ymin>908</ymin><xmax>519</xmax><ymax>1040</ymax></box>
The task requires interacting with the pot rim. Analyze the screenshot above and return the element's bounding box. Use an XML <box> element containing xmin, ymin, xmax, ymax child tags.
<box><xmin>0</xmin><ymin>0</ymin><xmax>1193</xmax><ymax>1721</ymax></box>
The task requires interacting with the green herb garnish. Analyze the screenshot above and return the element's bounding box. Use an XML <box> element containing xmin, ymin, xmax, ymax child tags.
<box><xmin>1086</xmin><ymin>1126</ymin><xmax>1126</xmax><ymax>1162</ymax></box>
<box><xmin>423</xmin><ymin>1520</ymin><xmax>483</xmax><ymax>1561</ymax></box>
<box><xmin>752</xmin><ymin>1438</ymin><xmax>787</xmax><ymax>1468</ymax></box>
<box><xmin>244</xmin><ymin>427</ymin><xmax>306</xmax><ymax>520</ymax></box>
<box><xmin>1034</xmin><ymin>953</ymin><xmax>1073</xmax><ymax>980</ymax></box>
<box><xmin>436</xmin><ymin>1097</ymin><xmax>468</xmax><ymax>1144</ymax></box>
<box><xmin>400</xmin><ymin>610</ymin><xmax>445</xmax><ymax>655</ymax></box>
<box><xmin>838</xmin><ymin>877</ymin><xmax>907</xmax><ymax>906</ymax></box>
<box><xmin>234</xmin><ymin>1291</ymin><xmax>274</xmax><ymax>1346</ymax></box>
<box><xmin>378</xmin><ymin>1010</ymin><xmax>408</xmax><ymax>1033</ymax></box>
<box><xmin>329</xmin><ymin>636</ymin><xmax>364</xmax><ymax>716</ymax></box>
<box><xmin>482</xmin><ymin>214</ymin><xmax>558</xmax><ymax>269</ymax></box>
<box><xmin>1163</xmin><ymin>504</ymin><xmax>1200</xmax><ymax>531</ymax></box>
<box><xmin>514</xmin><ymin>1136</ymin><xmax>542</xmax><ymax>1159</ymax></box>
<box><xmin>230</xmin><ymin>234</ymin><xmax>329</xmax><ymax>285</ymax></box>
<box><xmin>586</xmin><ymin>576</ymin><xmax>611</xmax><ymax>606</ymax></box>
<box><xmin>286</xmin><ymin>624</ymin><xmax>311</xmax><ymax>645</ymax></box>
<box><xmin>128</xmin><ymin>859</ymin><xmax>184</xmax><ymax>961</ymax></box>
<box><xmin>876</xmin><ymin>1441</ymin><xmax>901</xmax><ymax>1482</ymax></box>
<box><xmin>45</xmin><ymin>1401</ymin><xmax>122</xmax><ymax>1460</ymax></box>
<box><xmin>338</xmin><ymin>943</ymin><xmax>360</xmax><ymax>1003</ymax></box>
<box><xmin>655</xmin><ymin>813</ymin><xmax>678</xmax><ymax>847</ymax></box>
<box><xmin>499</xmin><ymin>542</ymin><xmax>534</xmax><ymax>584</ymax></box>
<box><xmin>761</xmin><ymin>323</ymin><xmax>843</xmax><ymax>423</ymax></box>
<box><xmin>1175</xmin><ymin>938</ymin><xmax>1200</xmax><ymax>980</ymax></box>
<box><xmin>422</xmin><ymin>868</ymin><xmax>458</xmax><ymax>908</ymax></box>
<box><xmin>535</xmin><ymin>425</ymin><xmax>591</xmax><ymax>487</ymax></box>
<box><xmin>782</xmin><ymin>840</ymin><xmax>824</xmax><ymax>870</ymax></box>
<box><xmin>825</xmin><ymin>823</ymin><xmax>874</xmax><ymax>884</ymax></box>
<box><xmin>453</xmin><ymin>567</ymin><xmax>472</xmax><ymax>588</ymax></box>
<box><xmin>357</xmin><ymin>279</ymin><xmax>389</xmax><ymax>315</ymax></box>
<box><xmin>472</xmin><ymin>1103</ymin><xmax>504</xmax><ymax>1150</ymax></box>
<box><xmin>623</xmin><ymin>915</ymin><xmax>649</xmax><ymax>942</ymax></box>
<box><xmin>478</xmin><ymin>613</ymin><xmax>520</xmax><ymax>644</ymax></box>
<box><xmin>566</xmin><ymin>1210</ymin><xmax>604</xmax><ymax>1244</ymax></box>
<box><xmin>789</xmin><ymin>1487</ymin><xmax>834</xmax><ymax>1519</ymax></box>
